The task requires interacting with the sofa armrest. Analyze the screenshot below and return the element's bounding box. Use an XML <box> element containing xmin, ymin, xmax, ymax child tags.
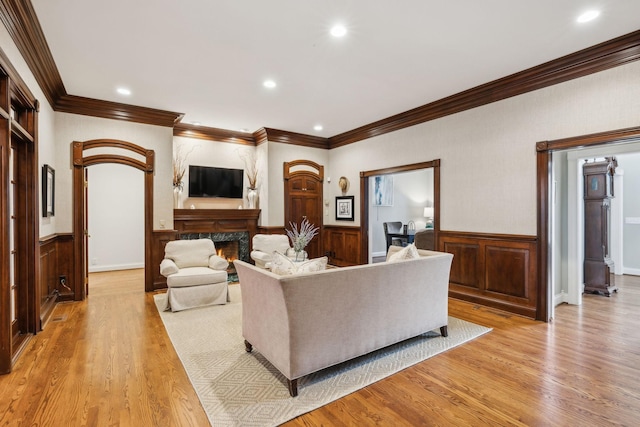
<box><xmin>209</xmin><ymin>254</ymin><xmax>230</xmax><ymax>270</ymax></box>
<box><xmin>160</xmin><ymin>259</ymin><xmax>178</xmax><ymax>277</ymax></box>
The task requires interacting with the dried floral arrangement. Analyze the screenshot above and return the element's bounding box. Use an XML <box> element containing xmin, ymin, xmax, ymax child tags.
<box><xmin>286</xmin><ymin>218</ymin><xmax>319</xmax><ymax>253</ymax></box>
<box><xmin>240</xmin><ymin>149</ymin><xmax>258</xmax><ymax>189</ymax></box>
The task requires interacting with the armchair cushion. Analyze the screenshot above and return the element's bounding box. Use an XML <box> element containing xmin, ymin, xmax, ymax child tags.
<box><xmin>209</xmin><ymin>254</ymin><xmax>230</xmax><ymax>270</ymax></box>
<box><xmin>166</xmin><ymin>267</ymin><xmax>228</xmax><ymax>288</ymax></box>
<box><xmin>160</xmin><ymin>259</ymin><xmax>179</xmax><ymax>277</ymax></box>
<box><xmin>164</xmin><ymin>238</ymin><xmax>216</xmax><ymax>268</ymax></box>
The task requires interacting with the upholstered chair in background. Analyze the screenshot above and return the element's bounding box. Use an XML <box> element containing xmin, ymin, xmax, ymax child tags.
<box><xmin>250</xmin><ymin>234</ymin><xmax>292</xmax><ymax>269</ymax></box>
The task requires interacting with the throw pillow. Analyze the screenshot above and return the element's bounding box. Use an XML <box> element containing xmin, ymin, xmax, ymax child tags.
<box><xmin>388</xmin><ymin>243</ymin><xmax>420</xmax><ymax>263</ymax></box>
<box><xmin>270</xmin><ymin>251</ymin><xmax>328</xmax><ymax>275</ymax></box>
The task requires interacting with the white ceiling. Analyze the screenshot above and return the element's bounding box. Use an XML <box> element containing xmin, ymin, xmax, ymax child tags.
<box><xmin>31</xmin><ymin>1</ymin><xmax>640</xmax><ymax>137</ymax></box>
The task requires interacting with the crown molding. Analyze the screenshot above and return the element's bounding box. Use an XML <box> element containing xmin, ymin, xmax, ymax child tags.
<box><xmin>328</xmin><ymin>29</ymin><xmax>640</xmax><ymax>148</ymax></box>
<box><xmin>0</xmin><ymin>0</ymin><xmax>64</xmax><ymax>107</ymax></box>
<box><xmin>56</xmin><ymin>94</ymin><xmax>183</xmax><ymax>127</ymax></box>
<box><xmin>261</xmin><ymin>127</ymin><xmax>330</xmax><ymax>149</ymax></box>
<box><xmin>174</xmin><ymin>122</ymin><xmax>255</xmax><ymax>145</ymax></box>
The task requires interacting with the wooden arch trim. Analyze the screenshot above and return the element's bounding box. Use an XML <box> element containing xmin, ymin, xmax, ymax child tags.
<box><xmin>283</xmin><ymin>159</ymin><xmax>324</xmax><ymax>180</ymax></box>
<box><xmin>535</xmin><ymin>125</ymin><xmax>640</xmax><ymax>322</ymax></box>
<box><xmin>72</xmin><ymin>139</ymin><xmax>155</xmax><ymax>300</ymax></box>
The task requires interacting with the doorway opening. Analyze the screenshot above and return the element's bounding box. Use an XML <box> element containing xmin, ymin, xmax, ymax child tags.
<box><xmin>72</xmin><ymin>139</ymin><xmax>155</xmax><ymax>300</ymax></box>
<box><xmin>359</xmin><ymin>160</ymin><xmax>440</xmax><ymax>264</ymax></box>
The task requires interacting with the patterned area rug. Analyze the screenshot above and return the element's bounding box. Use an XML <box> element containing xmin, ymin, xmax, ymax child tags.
<box><xmin>154</xmin><ymin>285</ymin><xmax>491</xmax><ymax>427</ymax></box>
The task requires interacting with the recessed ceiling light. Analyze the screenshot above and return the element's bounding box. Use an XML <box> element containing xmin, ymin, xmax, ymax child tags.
<box><xmin>263</xmin><ymin>80</ymin><xmax>277</xmax><ymax>88</ymax></box>
<box><xmin>116</xmin><ymin>87</ymin><xmax>131</xmax><ymax>96</ymax></box>
<box><xmin>577</xmin><ymin>10</ymin><xmax>600</xmax><ymax>23</ymax></box>
<box><xmin>239</xmin><ymin>128</ymin><xmax>250</xmax><ymax>133</ymax></box>
<box><xmin>314</xmin><ymin>125</ymin><xmax>323</xmax><ymax>131</ymax></box>
<box><xmin>330</xmin><ymin>24</ymin><xmax>347</xmax><ymax>38</ymax></box>
<box><xmin>190</xmin><ymin>121</ymin><xmax>201</xmax><ymax>126</ymax></box>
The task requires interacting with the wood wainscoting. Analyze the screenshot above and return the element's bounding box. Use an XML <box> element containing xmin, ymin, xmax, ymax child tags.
<box><xmin>439</xmin><ymin>231</ymin><xmax>538</xmax><ymax>318</ymax></box>
<box><xmin>150</xmin><ymin>230</ymin><xmax>178</xmax><ymax>291</ymax></box>
<box><xmin>38</xmin><ymin>234</ymin><xmax>74</xmax><ymax>326</ymax></box>
<box><xmin>323</xmin><ymin>226</ymin><xmax>361</xmax><ymax>267</ymax></box>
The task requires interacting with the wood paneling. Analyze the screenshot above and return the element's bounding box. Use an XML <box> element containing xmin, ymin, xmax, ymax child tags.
<box><xmin>440</xmin><ymin>231</ymin><xmax>538</xmax><ymax>318</ymax></box>
<box><xmin>323</xmin><ymin>226</ymin><xmax>362</xmax><ymax>267</ymax></box>
<box><xmin>173</xmin><ymin>209</ymin><xmax>261</xmax><ymax>236</ymax></box>
<box><xmin>38</xmin><ymin>234</ymin><xmax>73</xmax><ymax>326</ymax></box>
<box><xmin>150</xmin><ymin>230</ymin><xmax>177</xmax><ymax>291</ymax></box>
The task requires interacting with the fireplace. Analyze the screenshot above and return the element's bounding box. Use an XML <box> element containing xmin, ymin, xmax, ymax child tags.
<box><xmin>179</xmin><ymin>231</ymin><xmax>250</xmax><ymax>282</ymax></box>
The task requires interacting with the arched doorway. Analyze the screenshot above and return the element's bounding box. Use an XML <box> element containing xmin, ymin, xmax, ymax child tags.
<box><xmin>72</xmin><ymin>139</ymin><xmax>155</xmax><ymax>300</ymax></box>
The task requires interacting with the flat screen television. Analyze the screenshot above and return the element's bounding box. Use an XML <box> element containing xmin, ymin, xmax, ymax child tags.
<box><xmin>188</xmin><ymin>165</ymin><xmax>244</xmax><ymax>199</ymax></box>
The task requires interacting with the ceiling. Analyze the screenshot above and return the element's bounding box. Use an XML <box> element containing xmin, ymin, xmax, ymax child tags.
<box><xmin>31</xmin><ymin>0</ymin><xmax>640</xmax><ymax>138</ymax></box>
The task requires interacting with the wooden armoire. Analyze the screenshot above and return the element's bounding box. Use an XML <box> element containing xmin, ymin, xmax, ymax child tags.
<box><xmin>583</xmin><ymin>157</ymin><xmax>617</xmax><ymax>297</ymax></box>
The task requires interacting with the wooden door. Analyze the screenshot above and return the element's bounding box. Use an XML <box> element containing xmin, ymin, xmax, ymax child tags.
<box><xmin>284</xmin><ymin>161</ymin><xmax>324</xmax><ymax>259</ymax></box>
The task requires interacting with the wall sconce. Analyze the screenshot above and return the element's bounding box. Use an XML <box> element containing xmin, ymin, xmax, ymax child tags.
<box><xmin>423</xmin><ymin>207</ymin><xmax>434</xmax><ymax>229</ymax></box>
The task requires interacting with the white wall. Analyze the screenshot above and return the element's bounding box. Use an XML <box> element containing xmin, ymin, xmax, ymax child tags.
<box><xmin>328</xmin><ymin>60</ymin><xmax>640</xmax><ymax>236</ymax></box>
<box><xmin>173</xmin><ymin>136</ymin><xmax>251</xmax><ymax>210</ymax></box>
<box><xmin>617</xmin><ymin>153</ymin><xmax>640</xmax><ymax>273</ymax></box>
<box><xmin>54</xmin><ymin>113</ymin><xmax>174</xmax><ymax>232</ymax></box>
<box><xmin>87</xmin><ymin>164</ymin><xmax>144</xmax><ymax>272</ymax></box>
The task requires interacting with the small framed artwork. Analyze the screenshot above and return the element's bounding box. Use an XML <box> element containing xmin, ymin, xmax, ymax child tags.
<box><xmin>42</xmin><ymin>164</ymin><xmax>55</xmax><ymax>217</ymax></box>
<box><xmin>336</xmin><ymin>196</ymin><xmax>354</xmax><ymax>221</ymax></box>
<box><xmin>373</xmin><ymin>175</ymin><xmax>393</xmax><ymax>206</ymax></box>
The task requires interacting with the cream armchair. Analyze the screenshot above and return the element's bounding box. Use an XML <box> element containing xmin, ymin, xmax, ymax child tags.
<box><xmin>250</xmin><ymin>234</ymin><xmax>292</xmax><ymax>269</ymax></box>
<box><xmin>160</xmin><ymin>238</ymin><xmax>229</xmax><ymax>312</ymax></box>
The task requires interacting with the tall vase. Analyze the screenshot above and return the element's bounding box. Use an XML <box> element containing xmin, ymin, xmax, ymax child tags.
<box><xmin>247</xmin><ymin>187</ymin><xmax>258</xmax><ymax>209</ymax></box>
<box><xmin>173</xmin><ymin>185</ymin><xmax>184</xmax><ymax>209</ymax></box>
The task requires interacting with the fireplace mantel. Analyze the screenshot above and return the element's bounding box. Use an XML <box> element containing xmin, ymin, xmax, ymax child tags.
<box><xmin>173</xmin><ymin>209</ymin><xmax>260</xmax><ymax>235</ymax></box>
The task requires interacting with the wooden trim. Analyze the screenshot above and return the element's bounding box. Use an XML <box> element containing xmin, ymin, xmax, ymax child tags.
<box><xmin>0</xmin><ymin>0</ymin><xmax>64</xmax><ymax>107</ymax></box>
<box><xmin>174</xmin><ymin>122</ymin><xmax>255</xmax><ymax>145</ymax></box>
<box><xmin>536</xmin><ymin>125</ymin><xmax>640</xmax><ymax>152</ymax></box>
<box><xmin>329</xmin><ymin>30</ymin><xmax>640</xmax><ymax>147</ymax></box>
<box><xmin>56</xmin><ymin>94</ymin><xmax>183</xmax><ymax>128</ymax></box>
<box><xmin>262</xmin><ymin>128</ymin><xmax>329</xmax><ymax>149</ymax></box>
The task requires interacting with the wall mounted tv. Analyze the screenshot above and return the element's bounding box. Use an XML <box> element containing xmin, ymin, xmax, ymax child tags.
<box><xmin>188</xmin><ymin>165</ymin><xmax>244</xmax><ymax>199</ymax></box>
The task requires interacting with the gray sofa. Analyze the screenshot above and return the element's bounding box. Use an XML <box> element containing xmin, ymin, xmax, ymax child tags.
<box><xmin>233</xmin><ymin>246</ymin><xmax>454</xmax><ymax>396</ymax></box>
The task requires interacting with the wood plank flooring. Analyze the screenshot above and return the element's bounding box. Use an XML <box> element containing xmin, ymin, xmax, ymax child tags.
<box><xmin>0</xmin><ymin>270</ymin><xmax>639</xmax><ymax>426</ymax></box>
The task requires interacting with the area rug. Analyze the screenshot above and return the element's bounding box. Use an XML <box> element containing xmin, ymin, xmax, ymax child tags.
<box><xmin>154</xmin><ymin>286</ymin><xmax>491</xmax><ymax>427</ymax></box>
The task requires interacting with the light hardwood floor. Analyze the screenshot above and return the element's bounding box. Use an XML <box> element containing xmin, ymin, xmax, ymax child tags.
<box><xmin>1</xmin><ymin>270</ymin><xmax>639</xmax><ymax>426</ymax></box>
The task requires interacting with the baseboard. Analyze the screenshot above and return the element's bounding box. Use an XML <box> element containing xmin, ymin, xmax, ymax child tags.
<box><xmin>89</xmin><ymin>262</ymin><xmax>144</xmax><ymax>273</ymax></box>
<box><xmin>623</xmin><ymin>267</ymin><xmax>640</xmax><ymax>276</ymax></box>
<box><xmin>372</xmin><ymin>251</ymin><xmax>386</xmax><ymax>258</ymax></box>
<box><xmin>553</xmin><ymin>291</ymin><xmax>568</xmax><ymax>306</ymax></box>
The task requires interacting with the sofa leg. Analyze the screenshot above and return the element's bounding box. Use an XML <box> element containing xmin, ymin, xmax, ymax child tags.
<box><xmin>244</xmin><ymin>340</ymin><xmax>253</xmax><ymax>352</ymax></box>
<box><xmin>288</xmin><ymin>379</ymin><xmax>298</xmax><ymax>397</ymax></box>
<box><xmin>440</xmin><ymin>326</ymin><xmax>448</xmax><ymax>337</ymax></box>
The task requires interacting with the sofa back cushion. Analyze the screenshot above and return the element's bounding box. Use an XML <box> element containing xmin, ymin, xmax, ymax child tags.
<box><xmin>253</xmin><ymin>234</ymin><xmax>291</xmax><ymax>254</ymax></box>
<box><xmin>165</xmin><ymin>238</ymin><xmax>215</xmax><ymax>268</ymax></box>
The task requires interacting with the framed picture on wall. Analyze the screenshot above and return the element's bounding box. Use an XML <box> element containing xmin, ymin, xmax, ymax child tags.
<box><xmin>42</xmin><ymin>164</ymin><xmax>55</xmax><ymax>217</ymax></box>
<box><xmin>336</xmin><ymin>196</ymin><xmax>354</xmax><ymax>221</ymax></box>
<box><xmin>373</xmin><ymin>175</ymin><xmax>393</xmax><ymax>206</ymax></box>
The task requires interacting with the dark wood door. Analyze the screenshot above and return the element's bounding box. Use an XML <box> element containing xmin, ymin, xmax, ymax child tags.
<box><xmin>284</xmin><ymin>161</ymin><xmax>324</xmax><ymax>259</ymax></box>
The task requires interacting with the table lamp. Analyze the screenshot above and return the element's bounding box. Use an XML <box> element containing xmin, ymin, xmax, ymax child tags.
<box><xmin>423</xmin><ymin>207</ymin><xmax>434</xmax><ymax>228</ymax></box>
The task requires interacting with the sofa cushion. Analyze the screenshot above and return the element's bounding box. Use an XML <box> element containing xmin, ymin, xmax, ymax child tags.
<box><xmin>166</xmin><ymin>266</ymin><xmax>228</xmax><ymax>288</ymax></box>
<box><xmin>387</xmin><ymin>243</ymin><xmax>420</xmax><ymax>262</ymax></box>
<box><xmin>165</xmin><ymin>239</ymin><xmax>215</xmax><ymax>268</ymax></box>
<box><xmin>271</xmin><ymin>251</ymin><xmax>328</xmax><ymax>275</ymax></box>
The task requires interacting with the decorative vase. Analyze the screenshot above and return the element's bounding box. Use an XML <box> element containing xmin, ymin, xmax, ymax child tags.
<box><xmin>173</xmin><ymin>185</ymin><xmax>184</xmax><ymax>209</ymax></box>
<box><xmin>287</xmin><ymin>248</ymin><xmax>308</xmax><ymax>262</ymax></box>
<box><xmin>247</xmin><ymin>187</ymin><xmax>258</xmax><ymax>209</ymax></box>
